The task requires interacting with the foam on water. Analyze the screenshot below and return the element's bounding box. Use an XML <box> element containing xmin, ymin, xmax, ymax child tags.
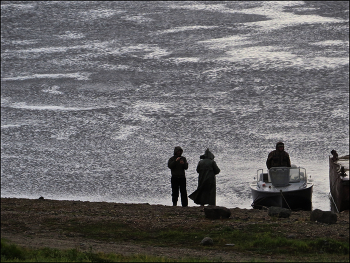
<box><xmin>155</xmin><ymin>25</ymin><xmax>220</xmax><ymax>35</ymax></box>
<box><xmin>189</xmin><ymin>1</ymin><xmax>349</xmax><ymax>70</ymax></box>
<box><xmin>9</xmin><ymin>40</ymin><xmax>39</xmax><ymax>45</ymax></box>
<box><xmin>57</xmin><ymin>31</ymin><xmax>85</xmax><ymax>40</ymax></box>
<box><xmin>216</xmin><ymin>46</ymin><xmax>349</xmax><ymax>69</ymax></box>
<box><xmin>1</xmin><ymin>124</ymin><xmax>22</xmax><ymax>129</ymax></box>
<box><xmin>168</xmin><ymin>2</ymin><xmax>234</xmax><ymax>13</ymax></box>
<box><xmin>79</xmin><ymin>9</ymin><xmax>125</xmax><ymax>20</ymax></box>
<box><xmin>2</xmin><ymin>73</ymin><xmax>91</xmax><ymax>81</ymax></box>
<box><xmin>41</xmin><ymin>85</ymin><xmax>63</xmax><ymax>95</ymax></box>
<box><xmin>310</xmin><ymin>40</ymin><xmax>349</xmax><ymax>47</ymax></box>
<box><xmin>121</xmin><ymin>14</ymin><xmax>154</xmax><ymax>24</ymax></box>
<box><xmin>169</xmin><ymin>1</ymin><xmax>347</xmax><ymax>31</ymax></box>
<box><xmin>2</xmin><ymin>41</ymin><xmax>112</xmax><ymax>57</ymax></box>
<box><xmin>167</xmin><ymin>57</ymin><xmax>201</xmax><ymax>64</ymax></box>
<box><xmin>112</xmin><ymin>125</ymin><xmax>141</xmax><ymax>141</ymax></box>
<box><xmin>4</xmin><ymin>100</ymin><xmax>121</xmax><ymax>112</ymax></box>
<box><xmin>235</xmin><ymin>1</ymin><xmax>345</xmax><ymax>31</ymax></box>
<box><xmin>0</xmin><ymin>3</ymin><xmax>35</xmax><ymax>10</ymax></box>
<box><xmin>9</xmin><ymin>102</ymin><xmax>95</xmax><ymax>111</ymax></box>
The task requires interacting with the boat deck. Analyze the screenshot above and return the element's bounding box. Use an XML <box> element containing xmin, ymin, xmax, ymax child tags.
<box><xmin>250</xmin><ymin>181</ymin><xmax>313</xmax><ymax>193</ymax></box>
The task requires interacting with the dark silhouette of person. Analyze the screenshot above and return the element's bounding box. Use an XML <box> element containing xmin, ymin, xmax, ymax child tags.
<box><xmin>167</xmin><ymin>146</ymin><xmax>188</xmax><ymax>207</ymax></box>
<box><xmin>189</xmin><ymin>148</ymin><xmax>220</xmax><ymax>206</ymax></box>
<box><xmin>331</xmin><ymin>149</ymin><xmax>339</xmax><ymax>162</ymax></box>
<box><xmin>266</xmin><ymin>142</ymin><xmax>291</xmax><ymax>169</ymax></box>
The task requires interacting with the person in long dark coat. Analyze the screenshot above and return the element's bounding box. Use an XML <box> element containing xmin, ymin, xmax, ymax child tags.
<box><xmin>189</xmin><ymin>148</ymin><xmax>220</xmax><ymax>206</ymax></box>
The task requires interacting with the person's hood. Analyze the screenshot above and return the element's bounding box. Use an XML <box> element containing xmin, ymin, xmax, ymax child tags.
<box><xmin>275</xmin><ymin>141</ymin><xmax>284</xmax><ymax>150</ymax></box>
<box><xmin>201</xmin><ymin>148</ymin><xmax>215</xmax><ymax>160</ymax></box>
<box><xmin>174</xmin><ymin>146</ymin><xmax>183</xmax><ymax>156</ymax></box>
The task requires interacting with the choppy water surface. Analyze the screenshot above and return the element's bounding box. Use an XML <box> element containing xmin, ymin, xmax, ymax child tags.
<box><xmin>1</xmin><ymin>1</ymin><xmax>349</xmax><ymax>210</ymax></box>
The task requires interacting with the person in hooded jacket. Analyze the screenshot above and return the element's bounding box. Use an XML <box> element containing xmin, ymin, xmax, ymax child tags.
<box><xmin>189</xmin><ymin>148</ymin><xmax>220</xmax><ymax>206</ymax></box>
<box><xmin>266</xmin><ymin>142</ymin><xmax>291</xmax><ymax>169</ymax></box>
<box><xmin>168</xmin><ymin>146</ymin><xmax>188</xmax><ymax>207</ymax></box>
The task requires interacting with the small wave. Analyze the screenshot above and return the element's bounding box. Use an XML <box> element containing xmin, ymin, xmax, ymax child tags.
<box><xmin>112</xmin><ymin>125</ymin><xmax>141</xmax><ymax>140</ymax></box>
<box><xmin>331</xmin><ymin>108</ymin><xmax>349</xmax><ymax>118</ymax></box>
<box><xmin>117</xmin><ymin>44</ymin><xmax>171</xmax><ymax>59</ymax></box>
<box><xmin>10</xmin><ymin>40</ymin><xmax>38</xmax><ymax>45</ymax></box>
<box><xmin>121</xmin><ymin>14</ymin><xmax>154</xmax><ymax>24</ymax></box>
<box><xmin>79</xmin><ymin>9</ymin><xmax>125</xmax><ymax>20</ymax></box>
<box><xmin>2</xmin><ymin>72</ymin><xmax>91</xmax><ymax>81</ymax></box>
<box><xmin>1</xmin><ymin>124</ymin><xmax>22</xmax><ymax>129</ymax></box>
<box><xmin>133</xmin><ymin>101</ymin><xmax>172</xmax><ymax>112</ymax></box>
<box><xmin>2</xmin><ymin>41</ymin><xmax>111</xmax><ymax>56</ymax></box>
<box><xmin>231</xmin><ymin>2</ymin><xmax>346</xmax><ymax>31</ymax></box>
<box><xmin>167</xmin><ymin>57</ymin><xmax>200</xmax><ymax>64</ymax></box>
<box><xmin>310</xmin><ymin>40</ymin><xmax>349</xmax><ymax>47</ymax></box>
<box><xmin>1</xmin><ymin>3</ymin><xmax>35</xmax><ymax>10</ymax></box>
<box><xmin>1</xmin><ymin>97</ymin><xmax>11</xmax><ymax>107</ymax></box>
<box><xmin>6</xmin><ymin>101</ymin><xmax>121</xmax><ymax>112</ymax></box>
<box><xmin>57</xmin><ymin>31</ymin><xmax>85</xmax><ymax>40</ymax></box>
<box><xmin>169</xmin><ymin>3</ymin><xmax>231</xmax><ymax>13</ymax></box>
<box><xmin>41</xmin><ymin>85</ymin><xmax>63</xmax><ymax>95</ymax></box>
<box><xmin>154</xmin><ymin>25</ymin><xmax>219</xmax><ymax>35</ymax></box>
<box><xmin>198</xmin><ymin>35</ymin><xmax>252</xmax><ymax>49</ymax></box>
<box><xmin>51</xmin><ymin>128</ymin><xmax>78</xmax><ymax>140</ymax></box>
<box><xmin>214</xmin><ymin>46</ymin><xmax>349</xmax><ymax>70</ymax></box>
<box><xmin>9</xmin><ymin>102</ymin><xmax>94</xmax><ymax>111</ymax></box>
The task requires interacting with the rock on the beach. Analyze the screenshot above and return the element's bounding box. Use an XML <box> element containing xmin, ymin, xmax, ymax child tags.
<box><xmin>268</xmin><ymin>206</ymin><xmax>291</xmax><ymax>218</ymax></box>
<box><xmin>310</xmin><ymin>209</ymin><xmax>337</xmax><ymax>224</ymax></box>
<box><xmin>204</xmin><ymin>206</ymin><xmax>231</xmax><ymax>219</ymax></box>
<box><xmin>200</xmin><ymin>237</ymin><xmax>213</xmax><ymax>246</ymax></box>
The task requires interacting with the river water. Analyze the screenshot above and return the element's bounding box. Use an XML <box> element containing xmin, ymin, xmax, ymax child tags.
<box><xmin>1</xmin><ymin>1</ymin><xmax>349</xmax><ymax>210</ymax></box>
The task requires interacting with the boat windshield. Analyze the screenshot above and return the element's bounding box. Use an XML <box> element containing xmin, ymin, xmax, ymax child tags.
<box><xmin>267</xmin><ymin>167</ymin><xmax>307</xmax><ymax>186</ymax></box>
<box><xmin>289</xmin><ymin>168</ymin><xmax>301</xmax><ymax>182</ymax></box>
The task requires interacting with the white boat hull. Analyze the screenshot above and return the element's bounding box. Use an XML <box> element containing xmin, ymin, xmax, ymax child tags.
<box><xmin>250</xmin><ymin>183</ymin><xmax>313</xmax><ymax>210</ymax></box>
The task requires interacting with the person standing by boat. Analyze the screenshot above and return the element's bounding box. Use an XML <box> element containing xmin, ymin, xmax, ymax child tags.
<box><xmin>266</xmin><ymin>142</ymin><xmax>291</xmax><ymax>169</ymax></box>
<box><xmin>168</xmin><ymin>146</ymin><xmax>188</xmax><ymax>207</ymax></box>
<box><xmin>189</xmin><ymin>148</ymin><xmax>221</xmax><ymax>206</ymax></box>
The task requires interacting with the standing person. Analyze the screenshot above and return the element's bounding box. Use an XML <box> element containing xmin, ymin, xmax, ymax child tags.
<box><xmin>189</xmin><ymin>148</ymin><xmax>220</xmax><ymax>206</ymax></box>
<box><xmin>266</xmin><ymin>141</ymin><xmax>291</xmax><ymax>169</ymax></box>
<box><xmin>168</xmin><ymin>146</ymin><xmax>188</xmax><ymax>207</ymax></box>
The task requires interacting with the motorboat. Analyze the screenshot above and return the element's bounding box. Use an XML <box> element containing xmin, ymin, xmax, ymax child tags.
<box><xmin>250</xmin><ymin>166</ymin><xmax>313</xmax><ymax>210</ymax></box>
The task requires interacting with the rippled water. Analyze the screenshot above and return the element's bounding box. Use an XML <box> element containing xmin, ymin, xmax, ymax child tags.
<box><xmin>1</xmin><ymin>1</ymin><xmax>349</xmax><ymax>210</ymax></box>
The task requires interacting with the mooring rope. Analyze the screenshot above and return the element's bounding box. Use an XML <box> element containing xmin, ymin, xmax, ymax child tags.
<box><xmin>279</xmin><ymin>190</ymin><xmax>291</xmax><ymax>210</ymax></box>
<box><xmin>328</xmin><ymin>192</ymin><xmax>340</xmax><ymax>214</ymax></box>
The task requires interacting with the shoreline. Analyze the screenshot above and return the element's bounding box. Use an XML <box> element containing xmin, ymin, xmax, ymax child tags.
<box><xmin>0</xmin><ymin>195</ymin><xmax>255</xmax><ymax>210</ymax></box>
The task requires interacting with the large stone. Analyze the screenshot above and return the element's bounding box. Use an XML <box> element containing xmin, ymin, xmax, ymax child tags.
<box><xmin>204</xmin><ymin>206</ymin><xmax>231</xmax><ymax>219</ymax></box>
<box><xmin>310</xmin><ymin>209</ymin><xmax>337</xmax><ymax>224</ymax></box>
<box><xmin>200</xmin><ymin>237</ymin><xmax>213</xmax><ymax>246</ymax></box>
<box><xmin>268</xmin><ymin>206</ymin><xmax>291</xmax><ymax>218</ymax></box>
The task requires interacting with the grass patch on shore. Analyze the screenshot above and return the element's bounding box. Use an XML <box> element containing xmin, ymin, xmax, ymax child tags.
<box><xmin>1</xmin><ymin>237</ymin><xmax>349</xmax><ymax>262</ymax></box>
<box><xmin>1</xmin><ymin>238</ymin><xmax>208</xmax><ymax>262</ymax></box>
<box><xmin>43</xmin><ymin>217</ymin><xmax>349</xmax><ymax>258</ymax></box>
<box><xmin>2</xmin><ymin>199</ymin><xmax>348</xmax><ymax>262</ymax></box>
